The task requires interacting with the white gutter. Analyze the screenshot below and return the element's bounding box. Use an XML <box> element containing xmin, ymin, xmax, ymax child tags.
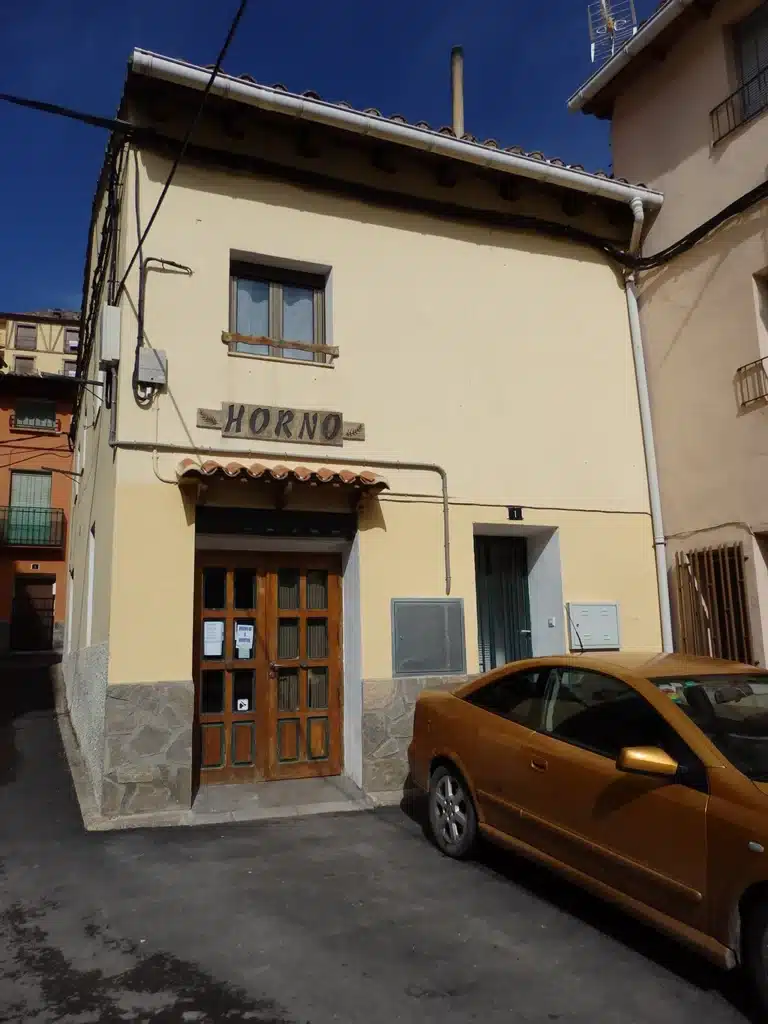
<box><xmin>568</xmin><ymin>0</ymin><xmax>697</xmax><ymax>113</ymax></box>
<box><xmin>130</xmin><ymin>48</ymin><xmax>663</xmax><ymax>209</ymax></box>
<box><xmin>624</xmin><ymin>197</ymin><xmax>674</xmax><ymax>652</ymax></box>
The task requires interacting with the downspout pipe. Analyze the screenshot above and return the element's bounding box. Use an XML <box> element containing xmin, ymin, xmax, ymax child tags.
<box><xmin>625</xmin><ymin>196</ymin><xmax>674</xmax><ymax>652</ymax></box>
<box><xmin>115</xmin><ymin>437</ymin><xmax>452</xmax><ymax>596</ymax></box>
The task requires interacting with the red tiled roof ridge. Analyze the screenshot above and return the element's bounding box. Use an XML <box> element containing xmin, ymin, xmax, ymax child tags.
<box><xmin>176</xmin><ymin>458</ymin><xmax>388</xmax><ymax>490</ymax></box>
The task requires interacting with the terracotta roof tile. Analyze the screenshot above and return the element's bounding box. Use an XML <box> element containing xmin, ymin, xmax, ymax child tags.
<box><xmin>176</xmin><ymin>458</ymin><xmax>389</xmax><ymax>491</ymax></box>
<box><xmin>223</xmin><ymin>70</ymin><xmax>646</xmax><ymax>187</ymax></box>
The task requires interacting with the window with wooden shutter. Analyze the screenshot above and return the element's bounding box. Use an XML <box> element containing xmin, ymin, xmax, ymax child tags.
<box><xmin>14</xmin><ymin>324</ymin><xmax>37</xmax><ymax>350</ymax></box>
<box><xmin>14</xmin><ymin>356</ymin><xmax>35</xmax><ymax>375</ymax></box>
<box><xmin>735</xmin><ymin>3</ymin><xmax>768</xmax><ymax>118</ymax></box>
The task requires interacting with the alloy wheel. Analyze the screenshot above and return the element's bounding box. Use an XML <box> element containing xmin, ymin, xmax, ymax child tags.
<box><xmin>433</xmin><ymin>773</ymin><xmax>469</xmax><ymax>847</ymax></box>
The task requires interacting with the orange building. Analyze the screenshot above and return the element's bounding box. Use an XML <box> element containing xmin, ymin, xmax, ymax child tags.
<box><xmin>0</xmin><ymin>314</ymin><xmax>78</xmax><ymax>652</ymax></box>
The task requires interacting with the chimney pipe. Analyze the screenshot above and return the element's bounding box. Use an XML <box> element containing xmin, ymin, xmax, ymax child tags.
<box><xmin>451</xmin><ymin>46</ymin><xmax>464</xmax><ymax>138</ymax></box>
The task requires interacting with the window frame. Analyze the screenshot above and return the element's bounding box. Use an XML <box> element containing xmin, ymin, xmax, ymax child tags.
<box><xmin>14</xmin><ymin>324</ymin><xmax>37</xmax><ymax>351</ymax></box>
<box><xmin>9</xmin><ymin>468</ymin><xmax>53</xmax><ymax>509</ymax></box>
<box><xmin>539</xmin><ymin>666</ymin><xmax>706</xmax><ymax>785</ymax></box>
<box><xmin>63</xmin><ymin>328</ymin><xmax>80</xmax><ymax>354</ymax></box>
<box><xmin>12</xmin><ymin>399</ymin><xmax>58</xmax><ymax>433</ymax></box>
<box><xmin>62</xmin><ymin>360</ymin><xmax>78</xmax><ymax>378</ymax></box>
<box><xmin>229</xmin><ymin>261</ymin><xmax>328</xmax><ymax>364</ymax></box>
<box><xmin>13</xmin><ymin>355</ymin><xmax>35</xmax><ymax>375</ymax></box>
<box><xmin>463</xmin><ymin>666</ymin><xmax>551</xmax><ymax>729</ymax></box>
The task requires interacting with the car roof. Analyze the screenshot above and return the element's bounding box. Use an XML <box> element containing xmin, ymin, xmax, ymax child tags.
<box><xmin>454</xmin><ymin>652</ymin><xmax>766</xmax><ymax>697</ymax></box>
<box><xmin>574</xmin><ymin>651</ymin><xmax>763</xmax><ymax>678</ymax></box>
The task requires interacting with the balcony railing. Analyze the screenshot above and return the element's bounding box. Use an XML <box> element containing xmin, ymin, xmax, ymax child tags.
<box><xmin>711</xmin><ymin>66</ymin><xmax>768</xmax><ymax>144</ymax></box>
<box><xmin>9</xmin><ymin>412</ymin><xmax>61</xmax><ymax>433</ymax></box>
<box><xmin>0</xmin><ymin>507</ymin><xmax>66</xmax><ymax>547</ymax></box>
<box><xmin>736</xmin><ymin>355</ymin><xmax>768</xmax><ymax>407</ymax></box>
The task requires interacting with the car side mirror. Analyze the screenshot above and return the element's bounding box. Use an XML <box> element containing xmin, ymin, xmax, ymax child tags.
<box><xmin>616</xmin><ymin>746</ymin><xmax>679</xmax><ymax>778</ymax></box>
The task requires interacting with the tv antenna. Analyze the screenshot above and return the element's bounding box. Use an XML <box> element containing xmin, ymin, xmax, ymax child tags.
<box><xmin>588</xmin><ymin>0</ymin><xmax>638</xmax><ymax>65</ymax></box>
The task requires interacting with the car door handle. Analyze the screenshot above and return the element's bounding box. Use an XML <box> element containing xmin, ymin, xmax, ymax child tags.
<box><xmin>530</xmin><ymin>757</ymin><xmax>548</xmax><ymax>772</ymax></box>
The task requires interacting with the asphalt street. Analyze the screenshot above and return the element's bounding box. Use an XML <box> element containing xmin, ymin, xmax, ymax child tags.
<box><xmin>0</xmin><ymin>660</ymin><xmax>758</xmax><ymax>1023</ymax></box>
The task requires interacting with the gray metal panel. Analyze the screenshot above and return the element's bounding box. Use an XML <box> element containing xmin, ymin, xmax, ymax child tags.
<box><xmin>567</xmin><ymin>602</ymin><xmax>621</xmax><ymax>651</ymax></box>
<box><xmin>391</xmin><ymin>598</ymin><xmax>466</xmax><ymax>677</ymax></box>
<box><xmin>137</xmin><ymin>348</ymin><xmax>167</xmax><ymax>385</ymax></box>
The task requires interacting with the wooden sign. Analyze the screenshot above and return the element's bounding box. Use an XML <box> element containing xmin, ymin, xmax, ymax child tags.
<box><xmin>221</xmin><ymin>403</ymin><xmax>344</xmax><ymax>446</ymax></box>
<box><xmin>197</xmin><ymin>407</ymin><xmax>365</xmax><ymax>443</ymax></box>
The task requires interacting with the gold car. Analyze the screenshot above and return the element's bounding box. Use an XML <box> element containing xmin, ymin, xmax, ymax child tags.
<box><xmin>408</xmin><ymin>652</ymin><xmax>768</xmax><ymax>1007</ymax></box>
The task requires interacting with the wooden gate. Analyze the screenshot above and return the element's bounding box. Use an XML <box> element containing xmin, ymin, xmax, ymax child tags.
<box><xmin>674</xmin><ymin>543</ymin><xmax>753</xmax><ymax>663</ymax></box>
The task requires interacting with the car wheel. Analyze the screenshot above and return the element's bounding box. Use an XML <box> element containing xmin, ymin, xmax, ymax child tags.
<box><xmin>428</xmin><ymin>764</ymin><xmax>477</xmax><ymax>859</ymax></box>
<box><xmin>744</xmin><ymin>897</ymin><xmax>768</xmax><ymax>1012</ymax></box>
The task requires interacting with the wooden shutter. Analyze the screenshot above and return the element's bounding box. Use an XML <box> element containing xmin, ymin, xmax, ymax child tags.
<box><xmin>14</xmin><ymin>325</ymin><xmax>37</xmax><ymax>350</ymax></box>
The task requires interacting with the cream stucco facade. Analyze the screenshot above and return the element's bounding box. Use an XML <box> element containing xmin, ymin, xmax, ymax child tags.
<box><xmin>63</xmin><ymin>53</ymin><xmax>662</xmax><ymax>822</ymax></box>
<box><xmin>0</xmin><ymin>312</ymin><xmax>80</xmax><ymax>377</ymax></box>
<box><xmin>577</xmin><ymin>0</ymin><xmax>768</xmax><ymax>666</ymax></box>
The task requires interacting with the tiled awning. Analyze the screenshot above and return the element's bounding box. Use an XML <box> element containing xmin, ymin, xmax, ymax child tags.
<box><xmin>176</xmin><ymin>458</ymin><xmax>389</xmax><ymax>493</ymax></box>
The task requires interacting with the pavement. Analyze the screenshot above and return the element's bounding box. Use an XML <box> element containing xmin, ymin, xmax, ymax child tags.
<box><xmin>0</xmin><ymin>658</ymin><xmax>760</xmax><ymax>1023</ymax></box>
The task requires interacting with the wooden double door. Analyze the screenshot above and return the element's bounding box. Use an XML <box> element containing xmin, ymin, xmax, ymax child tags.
<box><xmin>193</xmin><ymin>553</ymin><xmax>342</xmax><ymax>784</ymax></box>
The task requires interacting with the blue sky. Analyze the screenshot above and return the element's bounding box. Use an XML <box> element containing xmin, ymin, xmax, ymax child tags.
<box><xmin>0</xmin><ymin>0</ymin><xmax>658</xmax><ymax>312</ymax></box>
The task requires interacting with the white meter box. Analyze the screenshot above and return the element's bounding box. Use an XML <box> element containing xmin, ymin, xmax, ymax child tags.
<box><xmin>567</xmin><ymin>602</ymin><xmax>620</xmax><ymax>651</ymax></box>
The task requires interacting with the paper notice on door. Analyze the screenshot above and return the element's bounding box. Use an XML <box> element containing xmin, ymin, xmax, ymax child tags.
<box><xmin>235</xmin><ymin>623</ymin><xmax>254</xmax><ymax>659</ymax></box>
<box><xmin>203</xmin><ymin>620</ymin><xmax>224</xmax><ymax>658</ymax></box>
<box><xmin>236</xmin><ymin>623</ymin><xmax>254</xmax><ymax>645</ymax></box>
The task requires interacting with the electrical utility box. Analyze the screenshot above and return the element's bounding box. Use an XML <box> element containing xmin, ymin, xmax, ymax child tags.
<box><xmin>136</xmin><ymin>348</ymin><xmax>168</xmax><ymax>387</ymax></box>
<box><xmin>98</xmin><ymin>304</ymin><xmax>121</xmax><ymax>367</ymax></box>
<box><xmin>567</xmin><ymin>602</ymin><xmax>620</xmax><ymax>651</ymax></box>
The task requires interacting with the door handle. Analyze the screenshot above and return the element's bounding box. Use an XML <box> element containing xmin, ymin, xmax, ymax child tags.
<box><xmin>530</xmin><ymin>757</ymin><xmax>548</xmax><ymax>772</ymax></box>
<box><xmin>520</xmin><ymin>629</ymin><xmax>532</xmax><ymax>635</ymax></box>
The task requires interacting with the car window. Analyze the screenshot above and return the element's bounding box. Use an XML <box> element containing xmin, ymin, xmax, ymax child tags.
<box><xmin>543</xmin><ymin>668</ymin><xmax>693</xmax><ymax>765</ymax></box>
<box><xmin>464</xmin><ymin>668</ymin><xmax>550</xmax><ymax>729</ymax></box>
<box><xmin>654</xmin><ymin>674</ymin><xmax>768</xmax><ymax>782</ymax></box>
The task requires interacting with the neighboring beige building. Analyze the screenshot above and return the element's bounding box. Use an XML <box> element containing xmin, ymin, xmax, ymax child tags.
<box><xmin>63</xmin><ymin>48</ymin><xmax>665</xmax><ymax>823</ymax></box>
<box><xmin>570</xmin><ymin>0</ymin><xmax>768</xmax><ymax>668</ymax></box>
<box><xmin>0</xmin><ymin>310</ymin><xmax>80</xmax><ymax>378</ymax></box>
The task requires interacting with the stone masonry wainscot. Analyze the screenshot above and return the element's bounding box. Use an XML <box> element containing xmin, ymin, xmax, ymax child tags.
<box><xmin>101</xmin><ymin>681</ymin><xmax>194</xmax><ymax>817</ymax></box>
<box><xmin>362</xmin><ymin>675</ymin><xmax>477</xmax><ymax>794</ymax></box>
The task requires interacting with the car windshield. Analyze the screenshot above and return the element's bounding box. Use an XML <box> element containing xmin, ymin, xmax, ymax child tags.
<box><xmin>654</xmin><ymin>674</ymin><xmax>768</xmax><ymax>781</ymax></box>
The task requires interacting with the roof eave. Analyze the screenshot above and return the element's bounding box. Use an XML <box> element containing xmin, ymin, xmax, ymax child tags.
<box><xmin>568</xmin><ymin>0</ymin><xmax>697</xmax><ymax>114</ymax></box>
<box><xmin>129</xmin><ymin>48</ymin><xmax>663</xmax><ymax>210</ymax></box>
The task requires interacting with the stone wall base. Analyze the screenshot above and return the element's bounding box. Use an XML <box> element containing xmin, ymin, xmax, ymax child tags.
<box><xmin>362</xmin><ymin>675</ymin><xmax>477</xmax><ymax>794</ymax></box>
<box><xmin>52</xmin><ymin>622</ymin><xmax>64</xmax><ymax>651</ymax></box>
<box><xmin>101</xmin><ymin>681</ymin><xmax>194</xmax><ymax>818</ymax></box>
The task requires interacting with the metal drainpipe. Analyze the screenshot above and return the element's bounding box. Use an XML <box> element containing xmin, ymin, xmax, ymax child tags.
<box><xmin>626</xmin><ymin>196</ymin><xmax>674</xmax><ymax>652</ymax></box>
<box><xmin>114</xmin><ymin>437</ymin><xmax>453</xmax><ymax>596</ymax></box>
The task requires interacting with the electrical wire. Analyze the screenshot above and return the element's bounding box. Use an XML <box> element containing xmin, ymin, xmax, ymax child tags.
<box><xmin>6</xmin><ymin>61</ymin><xmax>768</xmax><ymax>281</ymax></box>
<box><xmin>114</xmin><ymin>0</ymin><xmax>249</xmax><ymax>301</ymax></box>
<box><xmin>634</xmin><ymin>175</ymin><xmax>768</xmax><ymax>271</ymax></box>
